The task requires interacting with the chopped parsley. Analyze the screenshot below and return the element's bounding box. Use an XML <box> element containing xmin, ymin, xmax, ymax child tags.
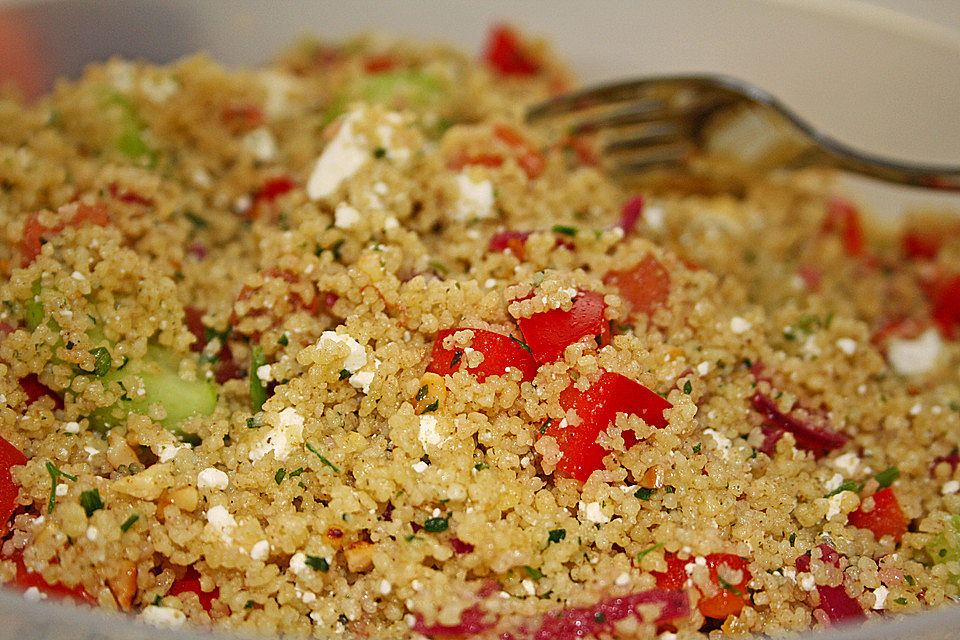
<box><xmin>450</xmin><ymin>349</ymin><xmax>463</xmax><ymax>366</ymax></box>
<box><xmin>509</xmin><ymin>335</ymin><xmax>532</xmax><ymax>355</ymax></box>
<box><xmin>338</xmin><ymin>369</ymin><xmax>352</xmax><ymax>380</ymax></box>
<box><xmin>875</xmin><ymin>466</ymin><xmax>900</xmax><ymax>489</ymax></box>
<box><xmin>275</xmin><ymin>468</ymin><xmax>287</xmax><ymax>484</ymax></box>
<box><xmin>423</xmin><ymin>514</ymin><xmax>450</xmax><ymax>533</ymax></box>
<box><xmin>894</xmin><ymin>597</ymin><xmax>908</xmax><ymax>606</ymax></box>
<box><xmin>372</xmin><ymin>147</ymin><xmax>387</xmax><ymax>159</ymax></box>
<box><xmin>306</xmin><ymin>442</ymin><xmax>340</xmax><ymax>473</ymax></box>
<box><xmin>415</xmin><ymin>385</ymin><xmax>428</xmax><ymax>401</ymax></box>
<box><xmin>278</xmin><ymin>333</ymin><xmax>289</xmax><ymax>346</ymax></box>
<box><xmin>305</xmin><ymin>555</ymin><xmax>330</xmax><ymax>572</ymax></box>
<box><xmin>422</xmin><ymin>400</ymin><xmax>439</xmax><ymax>413</ymax></box>
<box><xmin>523</xmin><ymin>566</ymin><xmax>545</xmax><ymax>581</ymax></box>
<box><xmin>683</xmin><ymin>380</ymin><xmax>692</xmax><ymax>394</ymax></box>
<box><xmin>825</xmin><ymin>480</ymin><xmax>863</xmax><ymax>498</ymax></box>
<box><xmin>79</xmin><ymin>488</ymin><xmax>104</xmax><ymax>517</ymax></box>
<box><xmin>789</xmin><ymin>533</ymin><xmax>797</xmax><ymax>546</ymax></box>
<box><xmin>246</xmin><ymin>416</ymin><xmax>261</xmax><ymax>429</ymax></box>
<box><xmin>120</xmin><ymin>514</ymin><xmax>139</xmax><ymax>533</ymax></box>
<box><xmin>634</xmin><ymin>487</ymin><xmax>654</xmax><ymax>500</ymax></box>
<box><xmin>88</xmin><ymin>347</ymin><xmax>112</xmax><ymax>376</ymax></box>
<box><xmin>249</xmin><ymin>344</ymin><xmax>268</xmax><ymax>412</ymax></box>
<box><xmin>548</xmin><ymin>529</ymin><xmax>566</xmax><ymax>544</ymax></box>
<box><xmin>45</xmin><ymin>461</ymin><xmax>77</xmax><ymax>513</ymax></box>
<box><xmin>717</xmin><ymin>575</ymin><xmax>742</xmax><ymax>596</ymax></box>
<box><xmin>637</xmin><ymin>542</ymin><xmax>664</xmax><ymax>562</ymax></box>
<box><xmin>474</xmin><ymin>463</ymin><xmax>490</xmax><ymax>471</ymax></box>
<box><xmin>551</xmin><ymin>224</ymin><xmax>578</xmax><ymax>237</ymax></box>
<box><xmin>692</xmin><ymin>443</ymin><xmax>701</xmax><ymax>454</ymax></box>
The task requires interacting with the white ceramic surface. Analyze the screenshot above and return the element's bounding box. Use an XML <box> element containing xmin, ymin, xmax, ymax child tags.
<box><xmin>0</xmin><ymin>1</ymin><xmax>958</xmax><ymax>638</ymax></box>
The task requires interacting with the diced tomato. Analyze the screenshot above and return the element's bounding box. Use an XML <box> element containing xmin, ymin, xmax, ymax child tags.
<box><xmin>426</xmin><ymin>328</ymin><xmax>538</xmax><ymax>382</ymax></box>
<box><xmin>107</xmin><ymin>183</ymin><xmax>154</xmax><ymax>207</ymax></box>
<box><xmin>363</xmin><ymin>54</ymin><xmax>398</xmax><ymax>74</ymax></box>
<box><xmin>847</xmin><ymin>487</ymin><xmax>907</xmax><ymax>542</ymax></box>
<box><xmin>870</xmin><ymin>316</ymin><xmax>926</xmax><ymax>346</ymax></box>
<box><xmin>698</xmin><ymin>554</ymin><xmax>752</xmax><ymax>619</ymax></box>
<box><xmin>494</xmin><ymin>124</ymin><xmax>544</xmax><ymax>179</ymax></box>
<box><xmin>604</xmin><ymin>255</ymin><xmax>670</xmax><ymax>319</ymax></box>
<box><xmin>543</xmin><ymin>371</ymin><xmax>670</xmax><ymax>482</ymax></box>
<box><xmin>483</xmin><ymin>24</ymin><xmax>540</xmax><ymax>77</ymax></box>
<box><xmin>518</xmin><ymin>291</ymin><xmax>609</xmax><ymax>363</ymax></box>
<box><xmin>796</xmin><ymin>544</ymin><xmax>864</xmax><ymax>624</ymax></box>
<box><xmin>184</xmin><ymin>305</ymin><xmax>207</xmax><ymax>353</ymax></box>
<box><xmin>248</xmin><ymin>175</ymin><xmax>297</xmax><ymax>222</ymax></box>
<box><xmin>0</xmin><ymin>436</ymin><xmax>27</xmax><ymax>534</ymax></box>
<box><xmin>902</xmin><ymin>227</ymin><xmax>942</xmax><ymax>260</ymax></box>
<box><xmin>654</xmin><ymin>553</ymin><xmax>751</xmax><ymax>620</ymax></box>
<box><xmin>489</xmin><ymin>230</ymin><xmax>533</xmax><ymax>260</ymax></box>
<box><xmin>169</xmin><ymin>566</ymin><xmax>219</xmax><ymax>612</ymax></box>
<box><xmin>821</xmin><ymin>197</ymin><xmax>865</xmax><ymax>257</ymax></box>
<box><xmin>797</xmin><ymin>264</ymin><xmax>822</xmax><ymax>291</ymax></box>
<box><xmin>19</xmin><ymin>374</ymin><xmax>63</xmax><ymax>409</ymax></box>
<box><xmin>221</xmin><ymin>103</ymin><xmax>264</xmax><ymax>133</ymax></box>
<box><xmin>19</xmin><ymin>203</ymin><xmax>110</xmax><ymax>266</ymax></box>
<box><xmin>6</xmin><ymin>550</ymin><xmax>93</xmax><ymax>603</ymax></box>
<box><xmin>930</xmin><ymin>274</ymin><xmax>960</xmax><ymax>339</ymax></box>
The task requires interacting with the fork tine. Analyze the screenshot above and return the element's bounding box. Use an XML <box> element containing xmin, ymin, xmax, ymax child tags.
<box><xmin>607</xmin><ymin>140</ymin><xmax>696</xmax><ymax>175</ymax></box>
<box><xmin>602</xmin><ymin>120</ymin><xmax>693</xmax><ymax>155</ymax></box>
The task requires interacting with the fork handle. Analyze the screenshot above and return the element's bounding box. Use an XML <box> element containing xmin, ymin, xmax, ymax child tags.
<box><xmin>800</xmin><ymin>145</ymin><xmax>960</xmax><ymax>191</ymax></box>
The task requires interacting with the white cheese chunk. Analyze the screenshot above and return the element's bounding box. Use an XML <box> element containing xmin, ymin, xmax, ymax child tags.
<box><xmin>197</xmin><ymin>467</ymin><xmax>229</xmax><ymax>491</ymax></box>
<box><xmin>730</xmin><ymin>316</ymin><xmax>752</xmax><ymax>334</ymax></box>
<box><xmin>307</xmin><ymin>109</ymin><xmax>369</xmax><ymax>200</ymax></box>
<box><xmin>319</xmin><ymin>331</ymin><xmax>368</xmax><ymax>372</ymax></box>
<box><xmin>454</xmin><ymin>173</ymin><xmax>495</xmax><ymax>220</ymax></box>
<box><xmin>886</xmin><ymin>328</ymin><xmax>942</xmax><ymax>375</ymax></box>
<box><xmin>418</xmin><ymin>415</ymin><xmax>442</xmax><ymax>447</ymax></box>
<box><xmin>243</xmin><ymin>126</ymin><xmax>278</xmax><ymax>162</ymax></box>
<box><xmin>334</xmin><ymin>202</ymin><xmax>362</xmax><ymax>229</ymax></box>
<box><xmin>205</xmin><ymin>505</ymin><xmax>237</xmax><ymax>544</ymax></box>
<box><xmin>141</xmin><ymin>605</ymin><xmax>187</xmax><ymax>628</ymax></box>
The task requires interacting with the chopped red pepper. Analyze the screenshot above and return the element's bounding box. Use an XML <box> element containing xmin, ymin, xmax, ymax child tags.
<box><xmin>221</xmin><ymin>103</ymin><xmax>264</xmax><ymax>133</ymax></box>
<box><xmin>169</xmin><ymin>566</ymin><xmax>219</xmax><ymax>612</ymax></box>
<box><xmin>847</xmin><ymin>486</ymin><xmax>907</xmax><ymax>542</ymax></box>
<box><xmin>363</xmin><ymin>54</ymin><xmax>398</xmax><ymax>74</ymax></box>
<box><xmin>902</xmin><ymin>227</ymin><xmax>942</xmax><ymax>260</ymax></box>
<box><xmin>483</xmin><ymin>24</ymin><xmax>540</xmax><ymax>77</ymax></box>
<box><xmin>517</xmin><ymin>291</ymin><xmax>609</xmax><ymax>363</ymax></box>
<box><xmin>542</xmin><ymin>371</ymin><xmax>670</xmax><ymax>482</ymax></box>
<box><xmin>654</xmin><ymin>553</ymin><xmax>751</xmax><ymax>620</ymax></box>
<box><xmin>821</xmin><ymin>197</ymin><xmax>865</xmax><ymax>257</ymax></box>
<box><xmin>0</xmin><ymin>436</ymin><xmax>27</xmax><ymax>534</ymax></box>
<box><xmin>603</xmin><ymin>255</ymin><xmax>670</xmax><ymax>319</ymax></box>
<box><xmin>19</xmin><ymin>203</ymin><xmax>110</xmax><ymax>266</ymax></box>
<box><xmin>795</xmin><ymin>544</ymin><xmax>864</xmax><ymax>624</ymax></box>
<box><xmin>426</xmin><ymin>328</ymin><xmax>538</xmax><ymax>382</ymax></box>
<box><xmin>751</xmin><ymin>391</ymin><xmax>846</xmax><ymax>456</ymax></box>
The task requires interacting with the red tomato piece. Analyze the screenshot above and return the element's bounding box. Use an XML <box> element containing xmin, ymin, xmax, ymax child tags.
<box><xmin>847</xmin><ymin>487</ymin><xmax>907</xmax><ymax>542</ymax></box>
<box><xmin>930</xmin><ymin>274</ymin><xmax>960</xmax><ymax>339</ymax></box>
<box><xmin>543</xmin><ymin>371</ymin><xmax>670</xmax><ymax>482</ymax></box>
<box><xmin>426</xmin><ymin>328</ymin><xmax>538</xmax><ymax>382</ymax></box>
<box><xmin>19</xmin><ymin>374</ymin><xmax>63</xmax><ymax>409</ymax></box>
<box><xmin>604</xmin><ymin>255</ymin><xmax>670</xmax><ymax>319</ymax></box>
<box><xmin>483</xmin><ymin>24</ymin><xmax>540</xmax><ymax>76</ymax></box>
<box><xmin>655</xmin><ymin>553</ymin><xmax>752</xmax><ymax>620</ymax></box>
<box><xmin>698</xmin><ymin>554</ymin><xmax>752</xmax><ymax>620</ymax></box>
<box><xmin>20</xmin><ymin>203</ymin><xmax>110</xmax><ymax>266</ymax></box>
<box><xmin>169</xmin><ymin>566</ymin><xmax>219</xmax><ymax>612</ymax></box>
<box><xmin>821</xmin><ymin>197</ymin><xmax>865</xmax><ymax>257</ymax></box>
<box><xmin>221</xmin><ymin>103</ymin><xmax>264</xmax><ymax>133</ymax></box>
<box><xmin>518</xmin><ymin>291</ymin><xmax>609</xmax><ymax>364</ymax></box>
<box><xmin>488</xmin><ymin>230</ymin><xmax>533</xmax><ymax>260</ymax></box>
<box><xmin>363</xmin><ymin>54</ymin><xmax>398</xmax><ymax>74</ymax></box>
<box><xmin>7</xmin><ymin>551</ymin><xmax>93</xmax><ymax>603</ymax></box>
<box><xmin>493</xmin><ymin>124</ymin><xmax>544</xmax><ymax>180</ymax></box>
<box><xmin>902</xmin><ymin>227</ymin><xmax>942</xmax><ymax>260</ymax></box>
<box><xmin>795</xmin><ymin>544</ymin><xmax>864</xmax><ymax>624</ymax></box>
<box><xmin>0</xmin><ymin>436</ymin><xmax>27</xmax><ymax>534</ymax></box>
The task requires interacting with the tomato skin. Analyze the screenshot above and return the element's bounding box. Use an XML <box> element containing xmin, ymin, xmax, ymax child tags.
<box><xmin>604</xmin><ymin>255</ymin><xmax>670</xmax><ymax>319</ymax></box>
<box><xmin>654</xmin><ymin>553</ymin><xmax>751</xmax><ymax>620</ymax></box>
<box><xmin>518</xmin><ymin>291</ymin><xmax>609</xmax><ymax>364</ymax></box>
<box><xmin>543</xmin><ymin>371</ymin><xmax>670</xmax><ymax>482</ymax></box>
<box><xmin>20</xmin><ymin>203</ymin><xmax>110</xmax><ymax>266</ymax></box>
<box><xmin>0</xmin><ymin>436</ymin><xmax>27</xmax><ymax>534</ymax></box>
<box><xmin>931</xmin><ymin>274</ymin><xmax>960</xmax><ymax>339</ymax></box>
<box><xmin>427</xmin><ymin>328</ymin><xmax>538</xmax><ymax>382</ymax></box>
<box><xmin>847</xmin><ymin>487</ymin><xmax>907</xmax><ymax>542</ymax></box>
<box><xmin>483</xmin><ymin>24</ymin><xmax>540</xmax><ymax>76</ymax></box>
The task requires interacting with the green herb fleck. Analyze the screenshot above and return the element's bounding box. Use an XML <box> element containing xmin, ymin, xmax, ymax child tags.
<box><xmin>79</xmin><ymin>488</ymin><xmax>104</xmax><ymax>517</ymax></box>
<box><xmin>372</xmin><ymin>147</ymin><xmax>387</xmax><ymax>159</ymax></box>
<box><xmin>905</xmin><ymin>575</ymin><xmax>915</xmax><ymax>586</ymax></box>
<box><xmin>275</xmin><ymin>468</ymin><xmax>287</xmax><ymax>484</ymax></box>
<box><xmin>523</xmin><ymin>566</ymin><xmax>545</xmax><ymax>581</ymax></box>
<box><xmin>339</xmin><ymin>369</ymin><xmax>352</xmax><ymax>380</ymax></box>
<box><xmin>305</xmin><ymin>555</ymin><xmax>330</xmax><ymax>572</ymax></box>
<box><xmin>415</xmin><ymin>385</ymin><xmax>428</xmax><ymax>401</ymax></box>
<box><xmin>152</xmin><ymin>595</ymin><xmax>163</xmax><ymax>606</ymax></box>
<box><xmin>246</xmin><ymin>417</ymin><xmax>260</xmax><ymax>429</ymax></box>
<box><xmin>875</xmin><ymin>466</ymin><xmax>900</xmax><ymax>489</ymax></box>
<box><xmin>278</xmin><ymin>333</ymin><xmax>289</xmax><ymax>346</ymax></box>
<box><xmin>474</xmin><ymin>463</ymin><xmax>490</xmax><ymax>471</ymax></box>
<box><xmin>683</xmin><ymin>380</ymin><xmax>692</xmax><ymax>394</ymax></box>
<box><xmin>663</xmin><ymin>486</ymin><xmax>676</xmax><ymax>494</ymax></box>
<box><xmin>509</xmin><ymin>335</ymin><xmax>532</xmax><ymax>355</ymax></box>
<box><xmin>422</xmin><ymin>400</ymin><xmax>439</xmax><ymax>413</ymax></box>
<box><xmin>404</xmin><ymin>534</ymin><xmax>423</xmax><ymax>542</ymax></box>
<box><xmin>692</xmin><ymin>443</ymin><xmax>701</xmax><ymax>454</ymax></box>
<box><xmin>548</xmin><ymin>529</ymin><xmax>566</xmax><ymax>544</ymax></box>
<box><xmin>450</xmin><ymin>350</ymin><xmax>463</xmax><ymax>367</ymax></box>
<box><xmin>825</xmin><ymin>480</ymin><xmax>863</xmax><ymax>498</ymax></box>
<box><xmin>428</xmin><ymin>260</ymin><xmax>448</xmax><ymax>274</ymax></box>
<box><xmin>88</xmin><ymin>346</ymin><xmax>112</xmax><ymax>376</ymax></box>
<box><xmin>637</xmin><ymin>542</ymin><xmax>664</xmax><ymax>562</ymax></box>
<box><xmin>306</xmin><ymin>442</ymin><xmax>340</xmax><ymax>473</ymax></box>
<box><xmin>45</xmin><ymin>461</ymin><xmax>77</xmax><ymax>513</ymax></box>
<box><xmin>423</xmin><ymin>515</ymin><xmax>450</xmax><ymax>533</ymax></box>
<box><xmin>717</xmin><ymin>575</ymin><xmax>742</xmax><ymax>596</ymax></box>
<box><xmin>894</xmin><ymin>597</ymin><xmax>908</xmax><ymax>605</ymax></box>
<box><xmin>184</xmin><ymin>211</ymin><xmax>208</xmax><ymax>228</ymax></box>
<box><xmin>593</xmin><ymin>612</ymin><xmax>606</xmax><ymax>624</ymax></box>
<box><xmin>244</xmin><ymin>600</ymin><xmax>255</xmax><ymax>609</ymax></box>
<box><xmin>789</xmin><ymin>533</ymin><xmax>797</xmax><ymax>546</ymax></box>
<box><xmin>249</xmin><ymin>344</ymin><xmax>267</xmax><ymax>412</ymax></box>
<box><xmin>288</xmin><ymin>467</ymin><xmax>305</xmax><ymax>479</ymax></box>
<box><xmin>634</xmin><ymin>487</ymin><xmax>654</xmax><ymax>500</ymax></box>
<box><xmin>120</xmin><ymin>514</ymin><xmax>139</xmax><ymax>533</ymax></box>
<box><xmin>551</xmin><ymin>224</ymin><xmax>578</xmax><ymax>237</ymax></box>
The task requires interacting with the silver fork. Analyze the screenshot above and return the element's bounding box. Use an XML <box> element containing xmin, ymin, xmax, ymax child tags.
<box><xmin>526</xmin><ymin>74</ymin><xmax>960</xmax><ymax>190</ymax></box>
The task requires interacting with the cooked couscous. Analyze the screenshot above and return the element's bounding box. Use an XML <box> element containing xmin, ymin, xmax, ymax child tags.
<box><xmin>1</xmin><ymin>24</ymin><xmax>959</xmax><ymax>640</ymax></box>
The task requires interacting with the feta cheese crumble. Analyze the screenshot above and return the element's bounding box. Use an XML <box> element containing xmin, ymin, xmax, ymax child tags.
<box><xmin>453</xmin><ymin>173</ymin><xmax>495</xmax><ymax>220</ymax></box>
<box><xmin>197</xmin><ymin>467</ymin><xmax>229</xmax><ymax>491</ymax></box>
<box><xmin>307</xmin><ymin>109</ymin><xmax>369</xmax><ymax>199</ymax></box>
<box><xmin>886</xmin><ymin>328</ymin><xmax>942</xmax><ymax>375</ymax></box>
<box><xmin>140</xmin><ymin>605</ymin><xmax>187</xmax><ymax>628</ymax></box>
<box><xmin>334</xmin><ymin>202</ymin><xmax>362</xmax><ymax>229</ymax></box>
<box><xmin>730</xmin><ymin>316</ymin><xmax>752</xmax><ymax>334</ymax></box>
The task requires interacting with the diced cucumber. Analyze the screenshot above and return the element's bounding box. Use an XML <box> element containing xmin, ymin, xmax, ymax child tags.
<box><xmin>927</xmin><ymin>514</ymin><xmax>960</xmax><ymax>584</ymax></box>
<box><xmin>359</xmin><ymin>70</ymin><xmax>445</xmax><ymax>107</ymax></box>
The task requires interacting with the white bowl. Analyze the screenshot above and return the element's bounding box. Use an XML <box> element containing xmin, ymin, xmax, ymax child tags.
<box><xmin>0</xmin><ymin>2</ymin><xmax>958</xmax><ymax>639</ymax></box>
